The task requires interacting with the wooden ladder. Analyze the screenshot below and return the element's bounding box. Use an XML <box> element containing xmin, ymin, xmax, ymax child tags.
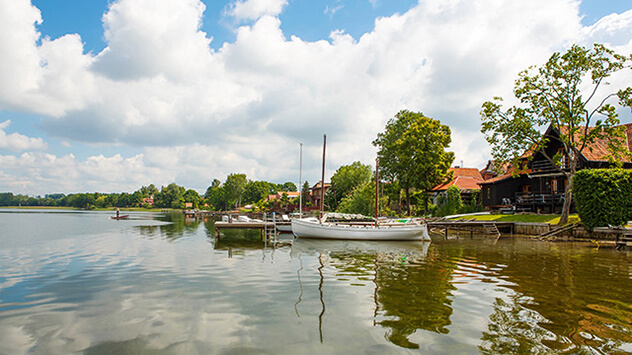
<box><xmin>484</xmin><ymin>223</ymin><xmax>501</xmax><ymax>237</ymax></box>
<box><xmin>264</xmin><ymin>223</ymin><xmax>277</xmax><ymax>242</ymax></box>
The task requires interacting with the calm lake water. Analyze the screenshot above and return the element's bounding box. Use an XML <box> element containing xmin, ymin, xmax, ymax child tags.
<box><xmin>0</xmin><ymin>209</ymin><xmax>631</xmax><ymax>354</ymax></box>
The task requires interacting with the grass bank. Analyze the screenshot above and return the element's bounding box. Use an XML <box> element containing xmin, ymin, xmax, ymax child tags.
<box><xmin>450</xmin><ymin>213</ymin><xmax>581</xmax><ymax>224</ymax></box>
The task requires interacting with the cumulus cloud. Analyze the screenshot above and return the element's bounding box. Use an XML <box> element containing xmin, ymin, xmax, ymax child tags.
<box><xmin>0</xmin><ymin>151</ymin><xmax>164</xmax><ymax>194</ymax></box>
<box><xmin>226</xmin><ymin>0</ymin><xmax>288</xmax><ymax>21</ymax></box>
<box><xmin>0</xmin><ymin>0</ymin><xmax>631</xmax><ymax>194</ymax></box>
<box><xmin>0</xmin><ymin>120</ymin><xmax>47</xmax><ymax>151</ymax></box>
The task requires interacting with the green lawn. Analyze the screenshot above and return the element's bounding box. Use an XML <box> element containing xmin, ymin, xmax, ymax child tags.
<box><xmin>452</xmin><ymin>213</ymin><xmax>581</xmax><ymax>224</ymax></box>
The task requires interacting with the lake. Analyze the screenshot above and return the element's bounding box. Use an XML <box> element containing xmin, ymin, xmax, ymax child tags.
<box><xmin>0</xmin><ymin>209</ymin><xmax>631</xmax><ymax>354</ymax></box>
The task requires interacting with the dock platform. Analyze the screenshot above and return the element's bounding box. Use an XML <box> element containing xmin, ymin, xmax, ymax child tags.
<box><xmin>214</xmin><ymin>221</ymin><xmax>278</xmax><ymax>240</ymax></box>
<box><xmin>428</xmin><ymin>220</ymin><xmax>515</xmax><ymax>238</ymax></box>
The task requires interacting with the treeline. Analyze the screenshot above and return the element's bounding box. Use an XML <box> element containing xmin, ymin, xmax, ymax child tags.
<box><xmin>204</xmin><ymin>173</ymin><xmax>300</xmax><ymax>211</ymax></box>
<box><xmin>0</xmin><ymin>175</ymin><xmax>300</xmax><ymax>211</ymax></box>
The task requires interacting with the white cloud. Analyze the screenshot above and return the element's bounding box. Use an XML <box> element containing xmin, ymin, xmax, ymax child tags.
<box><xmin>0</xmin><ymin>0</ymin><xmax>631</xmax><ymax>195</ymax></box>
<box><xmin>226</xmin><ymin>0</ymin><xmax>288</xmax><ymax>21</ymax></box>
<box><xmin>325</xmin><ymin>4</ymin><xmax>344</xmax><ymax>18</ymax></box>
<box><xmin>94</xmin><ymin>0</ymin><xmax>212</xmax><ymax>81</ymax></box>
<box><xmin>0</xmin><ymin>120</ymin><xmax>47</xmax><ymax>151</ymax></box>
<box><xmin>0</xmin><ymin>151</ymin><xmax>163</xmax><ymax>194</ymax></box>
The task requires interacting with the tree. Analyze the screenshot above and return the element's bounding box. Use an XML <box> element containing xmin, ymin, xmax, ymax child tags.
<box><xmin>328</xmin><ymin>161</ymin><xmax>373</xmax><ymax>210</ymax></box>
<box><xmin>243</xmin><ymin>180</ymin><xmax>273</xmax><ymax>204</ymax></box>
<box><xmin>337</xmin><ymin>181</ymin><xmax>380</xmax><ymax>216</ymax></box>
<box><xmin>224</xmin><ymin>173</ymin><xmax>248</xmax><ymax>209</ymax></box>
<box><xmin>373</xmin><ymin>110</ymin><xmax>454</xmax><ymax>216</ymax></box>
<box><xmin>436</xmin><ymin>185</ymin><xmax>463</xmax><ymax>217</ymax></box>
<box><xmin>183</xmin><ymin>189</ymin><xmax>203</xmax><ymax>209</ymax></box>
<box><xmin>205</xmin><ymin>179</ymin><xmax>227</xmax><ymax>211</ymax></box>
<box><xmin>279</xmin><ymin>182</ymin><xmax>297</xmax><ymax>192</ymax></box>
<box><xmin>301</xmin><ymin>181</ymin><xmax>311</xmax><ymax>206</ymax></box>
<box><xmin>156</xmin><ymin>183</ymin><xmax>186</xmax><ymax>209</ymax></box>
<box><xmin>481</xmin><ymin>44</ymin><xmax>632</xmax><ymax>225</ymax></box>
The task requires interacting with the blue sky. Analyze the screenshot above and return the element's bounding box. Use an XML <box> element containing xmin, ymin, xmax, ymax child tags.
<box><xmin>1</xmin><ymin>0</ymin><xmax>631</xmax><ymax>195</ymax></box>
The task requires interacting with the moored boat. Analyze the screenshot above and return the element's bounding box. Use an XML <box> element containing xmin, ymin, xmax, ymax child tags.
<box><xmin>291</xmin><ymin>213</ymin><xmax>430</xmax><ymax>241</ymax></box>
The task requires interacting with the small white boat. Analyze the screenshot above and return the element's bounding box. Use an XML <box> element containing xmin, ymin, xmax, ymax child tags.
<box><xmin>291</xmin><ymin>213</ymin><xmax>430</xmax><ymax>241</ymax></box>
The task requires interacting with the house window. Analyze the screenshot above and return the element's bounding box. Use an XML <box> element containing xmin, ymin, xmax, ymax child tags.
<box><xmin>486</xmin><ymin>187</ymin><xmax>490</xmax><ymax>199</ymax></box>
<box><xmin>551</xmin><ymin>179</ymin><xmax>558</xmax><ymax>193</ymax></box>
<box><xmin>522</xmin><ymin>185</ymin><xmax>531</xmax><ymax>193</ymax></box>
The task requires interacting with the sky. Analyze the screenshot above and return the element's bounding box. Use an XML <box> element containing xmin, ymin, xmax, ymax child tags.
<box><xmin>0</xmin><ymin>0</ymin><xmax>631</xmax><ymax>196</ymax></box>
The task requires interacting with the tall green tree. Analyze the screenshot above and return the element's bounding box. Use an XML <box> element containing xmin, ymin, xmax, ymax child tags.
<box><xmin>243</xmin><ymin>180</ymin><xmax>273</xmax><ymax>204</ymax></box>
<box><xmin>156</xmin><ymin>183</ymin><xmax>186</xmax><ymax>209</ymax></box>
<box><xmin>183</xmin><ymin>189</ymin><xmax>203</xmax><ymax>209</ymax></box>
<box><xmin>224</xmin><ymin>173</ymin><xmax>248</xmax><ymax>209</ymax></box>
<box><xmin>205</xmin><ymin>179</ymin><xmax>227</xmax><ymax>210</ymax></box>
<box><xmin>301</xmin><ymin>181</ymin><xmax>311</xmax><ymax>207</ymax></box>
<box><xmin>373</xmin><ymin>110</ymin><xmax>454</xmax><ymax>216</ymax></box>
<box><xmin>328</xmin><ymin>161</ymin><xmax>373</xmax><ymax>210</ymax></box>
<box><xmin>279</xmin><ymin>182</ymin><xmax>297</xmax><ymax>192</ymax></box>
<box><xmin>337</xmin><ymin>181</ymin><xmax>381</xmax><ymax>216</ymax></box>
<box><xmin>481</xmin><ymin>44</ymin><xmax>632</xmax><ymax>225</ymax></box>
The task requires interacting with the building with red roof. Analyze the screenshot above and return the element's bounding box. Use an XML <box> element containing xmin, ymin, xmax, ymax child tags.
<box><xmin>479</xmin><ymin>123</ymin><xmax>632</xmax><ymax>213</ymax></box>
<box><xmin>430</xmin><ymin>167</ymin><xmax>485</xmax><ymax>204</ymax></box>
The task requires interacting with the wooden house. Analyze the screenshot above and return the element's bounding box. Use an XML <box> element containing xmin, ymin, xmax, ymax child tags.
<box><xmin>310</xmin><ymin>181</ymin><xmax>331</xmax><ymax>209</ymax></box>
<box><xmin>431</xmin><ymin>167</ymin><xmax>485</xmax><ymax>204</ymax></box>
<box><xmin>479</xmin><ymin>123</ymin><xmax>632</xmax><ymax>213</ymax></box>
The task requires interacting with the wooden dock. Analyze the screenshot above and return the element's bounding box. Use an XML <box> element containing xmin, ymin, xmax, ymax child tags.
<box><xmin>593</xmin><ymin>226</ymin><xmax>632</xmax><ymax>250</ymax></box>
<box><xmin>428</xmin><ymin>220</ymin><xmax>515</xmax><ymax>238</ymax></box>
<box><xmin>214</xmin><ymin>220</ymin><xmax>278</xmax><ymax>241</ymax></box>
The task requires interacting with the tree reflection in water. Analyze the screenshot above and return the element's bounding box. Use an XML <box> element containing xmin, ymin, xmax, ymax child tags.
<box><xmin>301</xmin><ymin>240</ymin><xmax>453</xmax><ymax>350</ymax></box>
<box><xmin>475</xmin><ymin>241</ymin><xmax>632</xmax><ymax>354</ymax></box>
<box><xmin>373</xmin><ymin>247</ymin><xmax>458</xmax><ymax>349</ymax></box>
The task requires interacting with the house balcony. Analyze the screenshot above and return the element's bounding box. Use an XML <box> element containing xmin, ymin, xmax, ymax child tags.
<box><xmin>530</xmin><ymin>159</ymin><xmax>570</xmax><ymax>174</ymax></box>
<box><xmin>515</xmin><ymin>191</ymin><xmax>565</xmax><ymax>205</ymax></box>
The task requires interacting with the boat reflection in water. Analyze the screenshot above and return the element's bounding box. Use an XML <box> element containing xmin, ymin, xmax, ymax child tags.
<box><xmin>289</xmin><ymin>238</ymin><xmax>445</xmax><ymax>348</ymax></box>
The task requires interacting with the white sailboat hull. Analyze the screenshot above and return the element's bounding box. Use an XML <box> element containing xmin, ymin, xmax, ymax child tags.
<box><xmin>291</xmin><ymin>218</ymin><xmax>431</xmax><ymax>241</ymax></box>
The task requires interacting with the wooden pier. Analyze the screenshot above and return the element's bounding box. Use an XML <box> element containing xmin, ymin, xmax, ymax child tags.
<box><xmin>593</xmin><ymin>226</ymin><xmax>632</xmax><ymax>250</ymax></box>
<box><xmin>214</xmin><ymin>220</ymin><xmax>278</xmax><ymax>241</ymax></box>
<box><xmin>428</xmin><ymin>220</ymin><xmax>515</xmax><ymax>238</ymax></box>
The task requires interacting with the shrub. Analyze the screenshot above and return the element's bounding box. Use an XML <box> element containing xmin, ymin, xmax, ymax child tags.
<box><xmin>574</xmin><ymin>169</ymin><xmax>632</xmax><ymax>231</ymax></box>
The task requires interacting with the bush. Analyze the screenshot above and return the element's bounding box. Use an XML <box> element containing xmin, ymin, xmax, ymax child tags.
<box><xmin>574</xmin><ymin>169</ymin><xmax>632</xmax><ymax>231</ymax></box>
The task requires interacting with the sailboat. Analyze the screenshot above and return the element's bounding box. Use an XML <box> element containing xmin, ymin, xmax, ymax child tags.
<box><xmin>291</xmin><ymin>135</ymin><xmax>431</xmax><ymax>241</ymax></box>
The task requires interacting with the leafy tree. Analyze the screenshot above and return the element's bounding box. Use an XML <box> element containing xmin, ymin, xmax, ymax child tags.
<box><xmin>224</xmin><ymin>173</ymin><xmax>248</xmax><ymax>209</ymax></box>
<box><xmin>328</xmin><ymin>161</ymin><xmax>373</xmax><ymax>210</ymax></box>
<box><xmin>301</xmin><ymin>181</ymin><xmax>311</xmax><ymax>206</ymax></box>
<box><xmin>481</xmin><ymin>44</ymin><xmax>632</xmax><ymax>225</ymax></box>
<box><xmin>205</xmin><ymin>179</ymin><xmax>227</xmax><ymax>211</ymax></box>
<box><xmin>436</xmin><ymin>186</ymin><xmax>463</xmax><ymax>217</ymax></box>
<box><xmin>279</xmin><ymin>181</ymin><xmax>297</xmax><ymax>192</ymax></box>
<box><xmin>183</xmin><ymin>189</ymin><xmax>203</xmax><ymax>209</ymax></box>
<box><xmin>373</xmin><ymin>110</ymin><xmax>454</xmax><ymax>216</ymax></box>
<box><xmin>138</xmin><ymin>184</ymin><xmax>159</xmax><ymax>197</ymax></box>
<box><xmin>243</xmin><ymin>180</ymin><xmax>273</xmax><ymax>204</ymax></box>
<box><xmin>336</xmin><ymin>181</ymin><xmax>380</xmax><ymax>216</ymax></box>
<box><xmin>156</xmin><ymin>183</ymin><xmax>186</xmax><ymax>209</ymax></box>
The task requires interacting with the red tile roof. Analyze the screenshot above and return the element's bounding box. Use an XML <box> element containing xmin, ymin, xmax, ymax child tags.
<box><xmin>561</xmin><ymin>124</ymin><xmax>632</xmax><ymax>162</ymax></box>
<box><xmin>432</xmin><ymin>168</ymin><xmax>484</xmax><ymax>192</ymax></box>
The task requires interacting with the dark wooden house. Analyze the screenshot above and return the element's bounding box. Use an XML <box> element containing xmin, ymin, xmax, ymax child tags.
<box><xmin>479</xmin><ymin>123</ymin><xmax>632</xmax><ymax>213</ymax></box>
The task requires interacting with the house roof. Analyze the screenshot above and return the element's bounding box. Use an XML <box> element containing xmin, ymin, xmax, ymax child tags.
<box><xmin>432</xmin><ymin>168</ymin><xmax>484</xmax><ymax>192</ymax></box>
<box><xmin>311</xmin><ymin>182</ymin><xmax>331</xmax><ymax>189</ymax></box>
<box><xmin>552</xmin><ymin>124</ymin><xmax>632</xmax><ymax>162</ymax></box>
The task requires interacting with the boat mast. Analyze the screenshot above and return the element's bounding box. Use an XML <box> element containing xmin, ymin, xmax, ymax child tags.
<box><xmin>299</xmin><ymin>142</ymin><xmax>303</xmax><ymax>217</ymax></box>
<box><xmin>375</xmin><ymin>157</ymin><xmax>379</xmax><ymax>226</ymax></box>
<box><xmin>320</xmin><ymin>134</ymin><xmax>326</xmax><ymax>218</ymax></box>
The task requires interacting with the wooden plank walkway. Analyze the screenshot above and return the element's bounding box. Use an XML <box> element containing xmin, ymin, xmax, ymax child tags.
<box><xmin>593</xmin><ymin>226</ymin><xmax>632</xmax><ymax>250</ymax></box>
<box><xmin>427</xmin><ymin>220</ymin><xmax>515</xmax><ymax>238</ymax></box>
<box><xmin>214</xmin><ymin>221</ymin><xmax>278</xmax><ymax>241</ymax></box>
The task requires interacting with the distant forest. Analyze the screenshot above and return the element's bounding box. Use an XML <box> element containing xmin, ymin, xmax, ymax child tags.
<box><xmin>0</xmin><ymin>175</ymin><xmax>301</xmax><ymax>211</ymax></box>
